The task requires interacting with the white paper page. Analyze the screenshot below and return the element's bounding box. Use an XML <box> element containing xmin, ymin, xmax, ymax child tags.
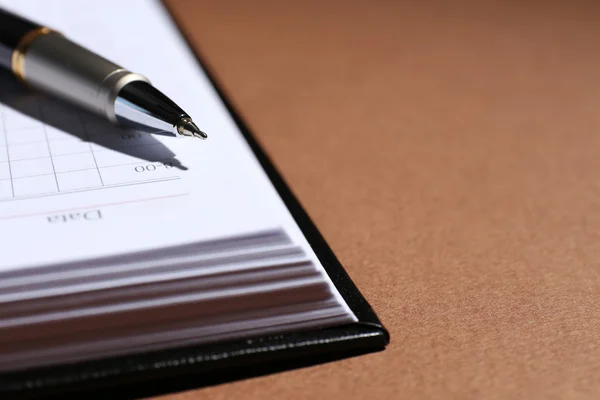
<box><xmin>0</xmin><ymin>0</ymin><xmax>350</xmax><ymax>321</ymax></box>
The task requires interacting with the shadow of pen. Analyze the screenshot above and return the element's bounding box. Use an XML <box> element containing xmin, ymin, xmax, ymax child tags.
<box><xmin>0</xmin><ymin>70</ymin><xmax>187</xmax><ymax>171</ymax></box>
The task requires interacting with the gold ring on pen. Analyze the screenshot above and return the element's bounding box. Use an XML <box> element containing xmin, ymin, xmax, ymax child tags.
<box><xmin>11</xmin><ymin>27</ymin><xmax>55</xmax><ymax>81</ymax></box>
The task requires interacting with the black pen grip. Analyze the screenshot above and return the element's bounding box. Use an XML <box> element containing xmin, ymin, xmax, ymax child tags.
<box><xmin>0</xmin><ymin>7</ymin><xmax>41</xmax><ymax>70</ymax></box>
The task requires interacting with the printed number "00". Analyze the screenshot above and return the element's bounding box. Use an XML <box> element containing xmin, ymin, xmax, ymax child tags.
<box><xmin>134</xmin><ymin>162</ymin><xmax>174</xmax><ymax>172</ymax></box>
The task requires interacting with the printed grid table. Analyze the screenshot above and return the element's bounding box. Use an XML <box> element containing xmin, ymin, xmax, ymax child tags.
<box><xmin>0</xmin><ymin>100</ymin><xmax>180</xmax><ymax>201</ymax></box>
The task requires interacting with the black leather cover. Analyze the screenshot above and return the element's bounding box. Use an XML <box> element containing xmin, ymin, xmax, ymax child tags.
<box><xmin>0</xmin><ymin>3</ymin><xmax>389</xmax><ymax>398</ymax></box>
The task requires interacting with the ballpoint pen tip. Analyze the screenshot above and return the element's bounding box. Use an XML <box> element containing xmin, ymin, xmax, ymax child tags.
<box><xmin>176</xmin><ymin>117</ymin><xmax>208</xmax><ymax>139</ymax></box>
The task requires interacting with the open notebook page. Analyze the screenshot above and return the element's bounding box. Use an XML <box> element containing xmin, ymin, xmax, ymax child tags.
<box><xmin>0</xmin><ymin>0</ymin><xmax>355</xmax><ymax>322</ymax></box>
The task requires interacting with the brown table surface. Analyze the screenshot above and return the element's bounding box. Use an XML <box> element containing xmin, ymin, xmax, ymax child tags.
<box><xmin>159</xmin><ymin>1</ymin><xmax>600</xmax><ymax>399</ymax></box>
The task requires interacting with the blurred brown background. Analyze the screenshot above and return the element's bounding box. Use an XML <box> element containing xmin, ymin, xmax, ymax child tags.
<box><xmin>161</xmin><ymin>0</ymin><xmax>600</xmax><ymax>399</ymax></box>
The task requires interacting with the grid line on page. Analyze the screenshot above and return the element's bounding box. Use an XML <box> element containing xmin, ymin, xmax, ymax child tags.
<box><xmin>80</xmin><ymin>111</ymin><xmax>105</xmax><ymax>187</ymax></box>
<box><xmin>0</xmin><ymin>107</ymin><xmax>15</xmax><ymax>198</ymax></box>
<box><xmin>38</xmin><ymin>103</ymin><xmax>60</xmax><ymax>193</ymax></box>
<box><xmin>0</xmin><ymin>176</ymin><xmax>181</xmax><ymax>203</ymax></box>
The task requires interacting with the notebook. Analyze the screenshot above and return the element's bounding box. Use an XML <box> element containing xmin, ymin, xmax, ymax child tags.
<box><xmin>0</xmin><ymin>0</ymin><xmax>388</xmax><ymax>396</ymax></box>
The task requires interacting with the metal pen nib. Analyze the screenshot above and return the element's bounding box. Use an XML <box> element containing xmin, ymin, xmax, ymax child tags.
<box><xmin>177</xmin><ymin>117</ymin><xmax>207</xmax><ymax>139</ymax></box>
<box><xmin>113</xmin><ymin>80</ymin><xmax>208</xmax><ymax>139</ymax></box>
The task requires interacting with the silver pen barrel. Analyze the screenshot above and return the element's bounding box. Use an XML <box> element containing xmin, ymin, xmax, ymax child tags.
<box><xmin>21</xmin><ymin>31</ymin><xmax>147</xmax><ymax>123</ymax></box>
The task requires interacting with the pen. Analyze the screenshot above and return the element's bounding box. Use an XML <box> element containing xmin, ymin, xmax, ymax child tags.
<box><xmin>0</xmin><ymin>7</ymin><xmax>207</xmax><ymax>139</ymax></box>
